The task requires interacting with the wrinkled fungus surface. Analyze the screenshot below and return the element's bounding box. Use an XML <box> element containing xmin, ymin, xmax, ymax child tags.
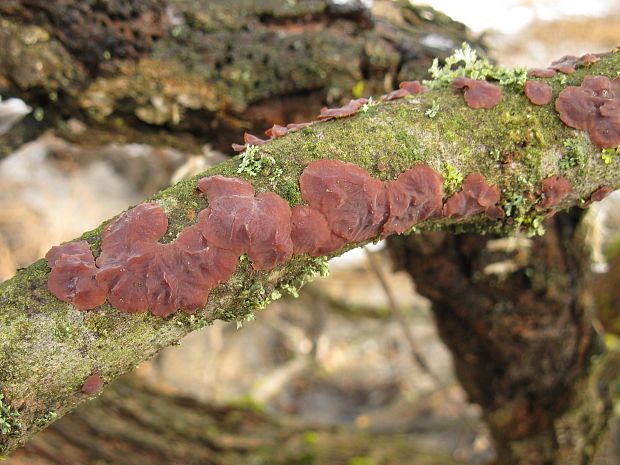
<box><xmin>48</xmin><ymin>160</ymin><xmax>449</xmax><ymax>317</ymax></box>
<box><xmin>540</xmin><ymin>176</ymin><xmax>572</xmax><ymax>208</ymax></box>
<box><xmin>443</xmin><ymin>173</ymin><xmax>503</xmax><ymax>219</ymax></box>
<box><xmin>555</xmin><ymin>76</ymin><xmax>620</xmax><ymax>148</ymax></box>
<box><xmin>46</xmin><ymin>240</ymin><xmax>107</xmax><ymax>310</ymax></box>
<box><xmin>452</xmin><ymin>78</ymin><xmax>503</xmax><ymax>109</ymax></box>
<box><xmin>524</xmin><ymin>80</ymin><xmax>553</xmax><ymax>105</ymax></box>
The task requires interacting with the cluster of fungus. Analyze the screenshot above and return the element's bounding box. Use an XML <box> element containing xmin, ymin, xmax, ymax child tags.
<box><xmin>555</xmin><ymin>76</ymin><xmax>620</xmax><ymax>148</ymax></box>
<box><xmin>47</xmin><ymin>159</ymin><xmax>504</xmax><ymax>318</ymax></box>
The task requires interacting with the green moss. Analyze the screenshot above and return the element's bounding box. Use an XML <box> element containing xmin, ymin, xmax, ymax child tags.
<box><xmin>424</xmin><ymin>99</ymin><xmax>440</xmax><ymax>118</ymax></box>
<box><xmin>442</xmin><ymin>162</ymin><xmax>464</xmax><ymax>196</ymax></box>
<box><xmin>560</xmin><ymin>138</ymin><xmax>587</xmax><ymax>172</ymax></box>
<box><xmin>601</xmin><ymin>146</ymin><xmax>620</xmax><ymax>165</ymax></box>
<box><xmin>0</xmin><ymin>393</ymin><xmax>20</xmax><ymax>435</ymax></box>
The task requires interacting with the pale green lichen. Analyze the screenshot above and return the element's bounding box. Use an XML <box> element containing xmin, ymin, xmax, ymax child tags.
<box><xmin>424</xmin><ymin>42</ymin><xmax>527</xmax><ymax>90</ymax></box>
<box><xmin>0</xmin><ymin>393</ymin><xmax>20</xmax><ymax>435</ymax></box>
<box><xmin>236</xmin><ymin>145</ymin><xmax>283</xmax><ymax>188</ymax></box>
<box><xmin>34</xmin><ymin>410</ymin><xmax>57</xmax><ymax>428</ymax></box>
<box><xmin>442</xmin><ymin>162</ymin><xmax>464</xmax><ymax>196</ymax></box>
<box><xmin>359</xmin><ymin>96</ymin><xmax>375</xmax><ymax>113</ymax></box>
<box><xmin>425</xmin><ymin>100</ymin><xmax>440</xmax><ymax>118</ymax></box>
<box><xmin>560</xmin><ymin>138</ymin><xmax>587</xmax><ymax>172</ymax></box>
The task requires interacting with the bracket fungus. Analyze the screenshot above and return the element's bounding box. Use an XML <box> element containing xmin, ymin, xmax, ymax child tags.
<box><xmin>540</xmin><ymin>176</ymin><xmax>572</xmax><ymax>208</ymax></box>
<box><xmin>383</xmin><ymin>80</ymin><xmax>426</xmax><ymax>101</ymax></box>
<box><xmin>524</xmin><ymin>80</ymin><xmax>553</xmax><ymax>106</ymax></box>
<box><xmin>81</xmin><ymin>373</ymin><xmax>104</xmax><ymax>395</ymax></box>
<box><xmin>555</xmin><ymin>76</ymin><xmax>620</xmax><ymax>148</ymax></box>
<box><xmin>452</xmin><ymin>77</ymin><xmax>503</xmax><ymax>109</ymax></box>
<box><xmin>443</xmin><ymin>173</ymin><xmax>503</xmax><ymax>220</ymax></box>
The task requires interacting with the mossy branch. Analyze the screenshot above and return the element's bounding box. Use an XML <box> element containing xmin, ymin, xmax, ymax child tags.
<box><xmin>1</xmin><ymin>50</ymin><xmax>620</xmax><ymax>456</ymax></box>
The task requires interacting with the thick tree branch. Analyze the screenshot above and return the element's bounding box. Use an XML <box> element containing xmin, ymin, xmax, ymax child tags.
<box><xmin>0</xmin><ymin>0</ymin><xmax>474</xmax><ymax>155</ymax></box>
<box><xmin>0</xmin><ymin>49</ymin><xmax>619</xmax><ymax>456</ymax></box>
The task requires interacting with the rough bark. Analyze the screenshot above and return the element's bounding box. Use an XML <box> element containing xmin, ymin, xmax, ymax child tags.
<box><xmin>0</xmin><ymin>0</ymin><xmax>476</xmax><ymax>155</ymax></box>
<box><xmin>4</xmin><ymin>376</ymin><xmax>465</xmax><ymax>465</ymax></box>
<box><xmin>0</xmin><ymin>49</ymin><xmax>619</xmax><ymax>456</ymax></box>
<box><xmin>388</xmin><ymin>211</ymin><xmax>616</xmax><ymax>465</ymax></box>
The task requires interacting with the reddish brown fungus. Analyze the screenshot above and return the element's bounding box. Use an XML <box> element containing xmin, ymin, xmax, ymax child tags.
<box><xmin>46</xmin><ymin>240</ymin><xmax>107</xmax><ymax>310</ymax></box>
<box><xmin>540</xmin><ymin>176</ymin><xmax>572</xmax><ymax>208</ymax></box>
<box><xmin>244</xmin><ymin>132</ymin><xmax>268</xmax><ymax>146</ymax></box>
<box><xmin>383</xmin><ymin>165</ymin><xmax>444</xmax><ymax>235</ymax></box>
<box><xmin>82</xmin><ymin>373</ymin><xmax>103</xmax><ymax>395</ymax></box>
<box><xmin>583</xmin><ymin>185</ymin><xmax>614</xmax><ymax>207</ymax></box>
<box><xmin>300</xmin><ymin>159</ymin><xmax>388</xmax><ymax>242</ymax></box>
<box><xmin>548</xmin><ymin>53</ymin><xmax>603</xmax><ymax>75</ymax></box>
<box><xmin>383</xmin><ymin>80</ymin><xmax>426</xmax><ymax>101</ymax></box>
<box><xmin>527</xmin><ymin>68</ymin><xmax>556</xmax><ymax>78</ymax></box>
<box><xmin>555</xmin><ymin>75</ymin><xmax>620</xmax><ymax>148</ymax></box>
<box><xmin>549</xmin><ymin>55</ymin><xmax>579</xmax><ymax>74</ymax></box>
<box><xmin>452</xmin><ymin>78</ymin><xmax>503</xmax><ymax>109</ymax></box>
<box><xmin>286</xmin><ymin>121</ymin><xmax>314</xmax><ymax>131</ymax></box>
<box><xmin>443</xmin><ymin>173</ymin><xmax>502</xmax><ymax>219</ymax></box>
<box><xmin>524</xmin><ymin>80</ymin><xmax>553</xmax><ymax>105</ymax></box>
<box><xmin>265</xmin><ymin>124</ymin><xmax>288</xmax><ymax>139</ymax></box>
<box><xmin>317</xmin><ymin>98</ymin><xmax>368</xmax><ymax>119</ymax></box>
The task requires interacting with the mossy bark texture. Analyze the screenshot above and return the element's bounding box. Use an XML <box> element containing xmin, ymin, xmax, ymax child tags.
<box><xmin>389</xmin><ymin>211</ymin><xmax>616</xmax><ymax>465</ymax></box>
<box><xmin>0</xmin><ymin>49</ymin><xmax>619</xmax><ymax>456</ymax></box>
<box><xmin>0</xmin><ymin>0</ymin><xmax>474</xmax><ymax>155</ymax></box>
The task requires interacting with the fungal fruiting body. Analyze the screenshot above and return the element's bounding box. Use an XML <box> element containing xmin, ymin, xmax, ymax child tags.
<box><xmin>555</xmin><ymin>76</ymin><xmax>620</xmax><ymax>148</ymax></box>
<box><xmin>81</xmin><ymin>373</ymin><xmax>103</xmax><ymax>395</ymax></box>
<box><xmin>443</xmin><ymin>173</ymin><xmax>503</xmax><ymax>220</ymax></box>
<box><xmin>383</xmin><ymin>80</ymin><xmax>426</xmax><ymax>101</ymax></box>
<box><xmin>540</xmin><ymin>176</ymin><xmax>572</xmax><ymax>208</ymax></box>
<box><xmin>452</xmin><ymin>78</ymin><xmax>503</xmax><ymax>109</ymax></box>
<box><xmin>524</xmin><ymin>80</ymin><xmax>553</xmax><ymax>106</ymax></box>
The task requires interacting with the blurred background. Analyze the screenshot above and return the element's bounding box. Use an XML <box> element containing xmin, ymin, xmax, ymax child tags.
<box><xmin>1</xmin><ymin>1</ymin><xmax>619</xmax><ymax>464</ymax></box>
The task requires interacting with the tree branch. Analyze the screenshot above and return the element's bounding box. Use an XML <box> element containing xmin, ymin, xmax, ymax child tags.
<box><xmin>0</xmin><ymin>49</ymin><xmax>619</xmax><ymax>456</ymax></box>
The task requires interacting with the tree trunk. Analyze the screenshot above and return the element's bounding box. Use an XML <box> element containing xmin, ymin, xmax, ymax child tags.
<box><xmin>388</xmin><ymin>211</ymin><xmax>616</xmax><ymax>464</ymax></box>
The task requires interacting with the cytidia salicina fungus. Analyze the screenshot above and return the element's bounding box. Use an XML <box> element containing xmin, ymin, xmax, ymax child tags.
<box><xmin>47</xmin><ymin>160</ymin><xmax>471</xmax><ymax>317</ymax></box>
<box><xmin>81</xmin><ymin>373</ymin><xmax>103</xmax><ymax>395</ymax></box>
<box><xmin>443</xmin><ymin>173</ymin><xmax>504</xmax><ymax>220</ymax></box>
<box><xmin>382</xmin><ymin>80</ymin><xmax>426</xmax><ymax>101</ymax></box>
<box><xmin>452</xmin><ymin>77</ymin><xmax>503</xmax><ymax>109</ymax></box>
<box><xmin>540</xmin><ymin>176</ymin><xmax>572</xmax><ymax>208</ymax></box>
<box><xmin>524</xmin><ymin>80</ymin><xmax>553</xmax><ymax>106</ymax></box>
<box><xmin>555</xmin><ymin>76</ymin><xmax>620</xmax><ymax>148</ymax></box>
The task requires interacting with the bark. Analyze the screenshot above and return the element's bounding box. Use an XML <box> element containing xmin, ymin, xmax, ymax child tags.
<box><xmin>0</xmin><ymin>0</ymin><xmax>476</xmax><ymax>155</ymax></box>
<box><xmin>0</xmin><ymin>49</ymin><xmax>619</xmax><ymax>456</ymax></box>
<box><xmin>388</xmin><ymin>211</ymin><xmax>616</xmax><ymax>465</ymax></box>
<box><xmin>4</xmin><ymin>376</ymin><xmax>466</xmax><ymax>465</ymax></box>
